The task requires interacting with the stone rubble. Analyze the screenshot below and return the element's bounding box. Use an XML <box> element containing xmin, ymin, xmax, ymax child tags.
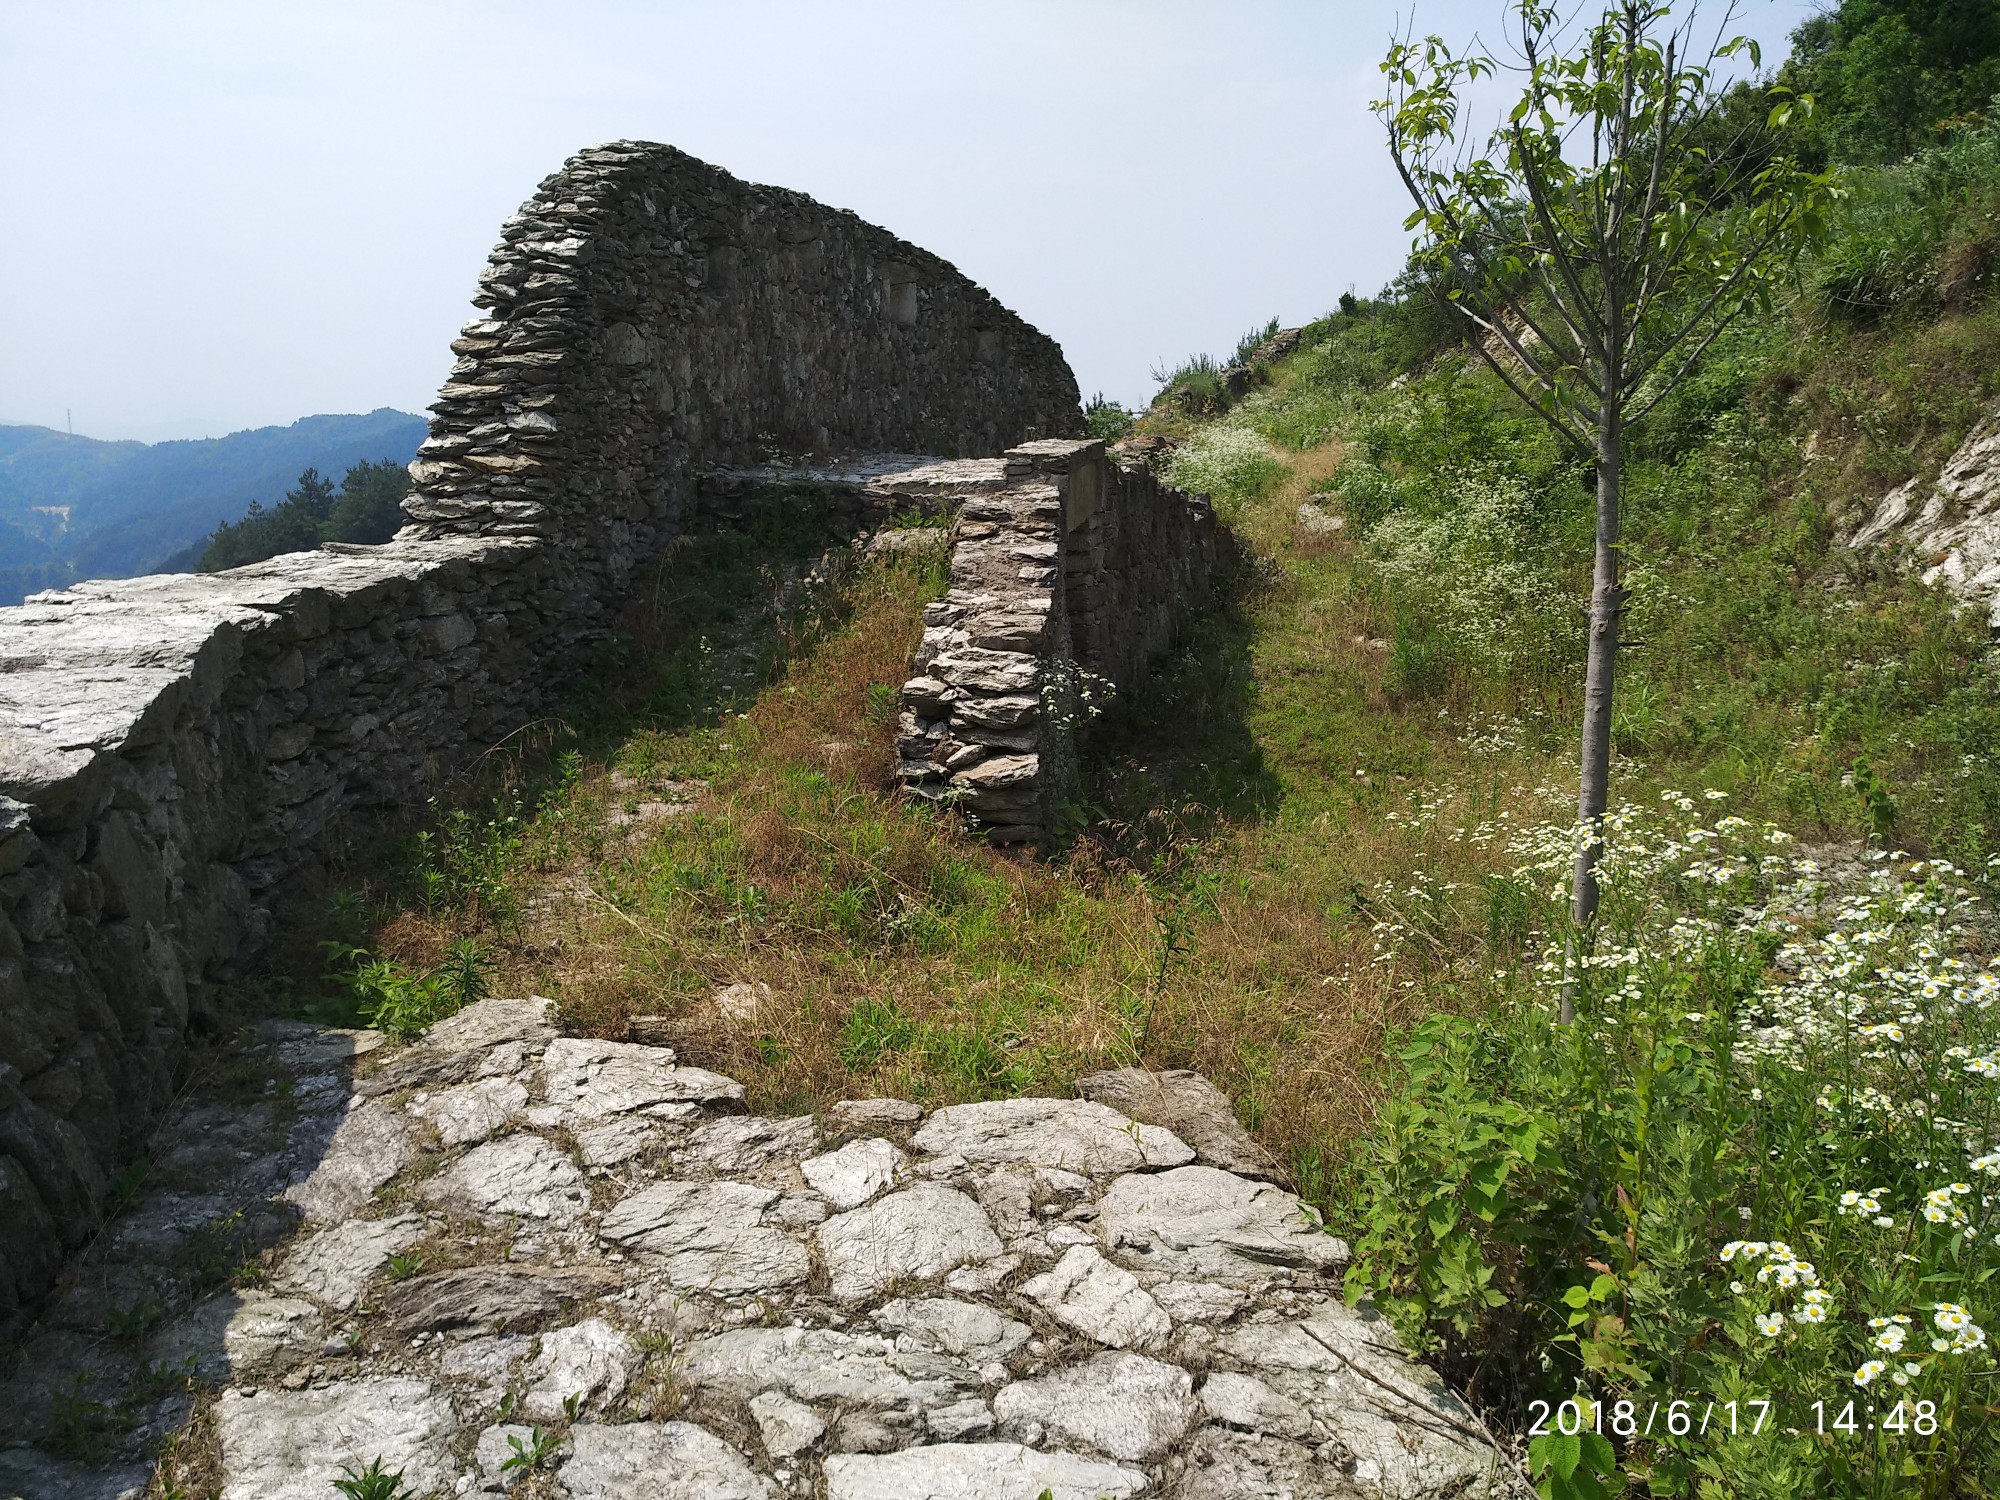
<box><xmin>1847</xmin><ymin>405</ymin><xmax>2000</xmax><ymax>624</ymax></box>
<box><xmin>0</xmin><ymin>996</ymin><xmax>1511</xmax><ymax>1498</ymax></box>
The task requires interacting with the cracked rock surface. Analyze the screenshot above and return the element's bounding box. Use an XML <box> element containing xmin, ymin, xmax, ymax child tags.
<box><xmin>0</xmin><ymin>999</ymin><xmax>1507</xmax><ymax>1498</ymax></box>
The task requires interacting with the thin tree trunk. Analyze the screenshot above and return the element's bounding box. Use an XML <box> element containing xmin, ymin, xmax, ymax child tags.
<box><xmin>1564</xmin><ymin>408</ymin><xmax>1623</xmax><ymax>1024</ymax></box>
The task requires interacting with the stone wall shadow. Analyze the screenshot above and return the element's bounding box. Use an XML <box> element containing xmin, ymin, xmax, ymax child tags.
<box><xmin>0</xmin><ymin>1022</ymin><xmax>366</xmax><ymax>1499</ymax></box>
<box><xmin>1077</xmin><ymin>536</ymin><xmax>1282</xmax><ymax>865</ymax></box>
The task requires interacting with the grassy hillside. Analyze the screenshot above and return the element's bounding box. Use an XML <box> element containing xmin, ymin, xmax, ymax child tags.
<box><xmin>0</xmin><ymin>409</ymin><xmax>423</xmax><ymax>601</ymax></box>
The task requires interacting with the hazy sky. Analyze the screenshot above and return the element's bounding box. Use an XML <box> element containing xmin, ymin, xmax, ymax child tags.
<box><xmin>1</xmin><ymin>0</ymin><xmax>1819</xmax><ymax>443</ymax></box>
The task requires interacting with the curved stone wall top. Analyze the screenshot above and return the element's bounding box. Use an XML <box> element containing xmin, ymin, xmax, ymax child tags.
<box><xmin>405</xmin><ymin>140</ymin><xmax>1083</xmax><ymax>612</ymax></box>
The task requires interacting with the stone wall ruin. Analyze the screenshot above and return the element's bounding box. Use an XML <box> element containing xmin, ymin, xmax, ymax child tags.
<box><xmin>0</xmin><ymin>140</ymin><xmax>1219</xmax><ymax>1329</ymax></box>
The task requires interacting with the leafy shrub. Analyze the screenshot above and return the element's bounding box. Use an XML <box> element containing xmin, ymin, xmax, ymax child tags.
<box><xmin>323</xmin><ymin>937</ymin><xmax>493</xmax><ymax>1039</ymax></box>
<box><xmin>1344</xmin><ymin>794</ymin><xmax>2000</xmax><ymax>1495</ymax></box>
<box><xmin>1084</xmin><ymin>392</ymin><xmax>1135</xmax><ymax>441</ymax></box>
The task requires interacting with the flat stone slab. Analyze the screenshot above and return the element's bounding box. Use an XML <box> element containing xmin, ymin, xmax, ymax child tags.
<box><xmin>423</xmin><ymin>1133</ymin><xmax>589</xmax><ymax>1223</ymax></box>
<box><xmin>993</xmin><ymin>1351</ymin><xmax>1196</xmax><ymax>1461</ymax></box>
<box><xmin>282</xmin><ymin>1099</ymin><xmax>414</xmax><ymax>1223</ymax></box>
<box><xmin>874</xmin><ymin>1297</ymin><xmax>1029</xmax><ymax>1360</ymax></box>
<box><xmin>818</xmin><ymin>1184</ymin><xmax>1003</xmax><ymax>1302</ymax></box>
<box><xmin>408</xmin><ymin>1076</ymin><xmax>528</xmax><ymax>1146</ymax></box>
<box><xmin>520</xmin><ymin>1317</ymin><xmax>639</xmax><ymax>1420</ymax></box>
<box><xmin>272</xmin><ymin>1213</ymin><xmax>425</xmax><ymax>1310</ymax></box>
<box><xmin>913</xmin><ymin>1098</ymin><xmax>1194</xmax><ymax>1175</ymax></box>
<box><xmin>1019</xmin><ymin>1244</ymin><xmax>1171</xmax><ymax>1349</ymax></box>
<box><xmin>682</xmin><ymin>1325</ymin><xmax>977</xmax><ymax>1411</ymax></box>
<box><xmin>802</xmin><ymin>1136</ymin><xmax>904</xmax><ymax>1209</ymax></box>
<box><xmin>540</xmin><ymin>1038</ymin><xmax>744</xmax><ymax>1118</ymax></box>
<box><xmin>824</xmin><ymin>1442</ymin><xmax>1149</xmax><ymax>1500</ymax></box>
<box><xmin>678</xmin><ymin>1114</ymin><xmax>819</xmax><ymax>1172</ymax></box>
<box><xmin>1076</xmin><ymin>1068</ymin><xmax>1282</xmax><ymax>1180</ymax></box>
<box><xmin>562</xmin><ymin>1421</ymin><xmax>773</xmax><ymax>1500</ymax></box>
<box><xmin>1095</xmin><ymin>1165</ymin><xmax>1346</xmax><ymax>1285</ymax></box>
<box><xmin>598</xmin><ymin>1179</ymin><xmax>809</xmax><ymax>1293</ymax></box>
<box><xmin>214</xmin><ymin>1378</ymin><xmax>458</xmax><ymax>1500</ymax></box>
<box><xmin>385</xmin><ymin>1265</ymin><xmax>617</xmax><ymax>1334</ymax></box>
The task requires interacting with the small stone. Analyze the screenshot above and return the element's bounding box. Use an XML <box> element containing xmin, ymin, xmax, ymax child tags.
<box><xmin>823</xmin><ymin>1442</ymin><xmax>1148</xmax><ymax>1500</ymax></box>
<box><xmin>1019</xmin><ymin>1244</ymin><xmax>1170</xmax><ymax>1349</ymax></box>
<box><xmin>424</xmin><ymin>1134</ymin><xmax>589</xmax><ymax>1223</ymax></box>
<box><xmin>749</xmin><ymin>1390</ymin><xmax>825</xmax><ymax>1458</ymax></box>
<box><xmin>925</xmin><ymin>1398</ymin><xmax>994</xmax><ymax>1440</ymax></box>
<box><xmin>875</xmin><ymin>1298</ymin><xmax>1029</xmax><ymax>1360</ymax></box>
<box><xmin>679</xmin><ymin>1114</ymin><xmax>819</xmax><ymax>1172</ymax></box>
<box><xmin>992</xmin><ymin>1350</ymin><xmax>1196</xmax><ymax>1461</ymax></box>
<box><xmin>520</xmin><ymin>1317</ymin><xmax>641</xmax><ymax>1420</ymax></box>
<box><xmin>801</xmin><ymin>1137</ymin><xmax>904</xmax><ymax>1210</ymax></box>
<box><xmin>943</xmin><ymin>1254</ymin><xmax>1020</xmax><ymax>1295</ymax></box>
<box><xmin>818</xmin><ymin>1184</ymin><xmax>1003</xmax><ymax>1302</ymax></box>
<box><xmin>825</xmin><ymin>1098</ymin><xmax>923</xmax><ymax>1133</ymax></box>
<box><xmin>574</xmin><ymin>1116</ymin><xmax>659</xmax><ymax>1167</ymax></box>
<box><xmin>473</xmin><ymin>1422</ymin><xmax>537</xmax><ymax>1486</ymax></box>
<box><xmin>912</xmin><ymin>1098</ymin><xmax>1193</xmax><ymax>1175</ymax></box>
<box><xmin>562</xmin><ymin>1421</ymin><xmax>772</xmax><ymax>1499</ymax></box>
<box><xmin>713</xmin><ymin>980</ymin><xmax>771</xmax><ymax>1021</ymax></box>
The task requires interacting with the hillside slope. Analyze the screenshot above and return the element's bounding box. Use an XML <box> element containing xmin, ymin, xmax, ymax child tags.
<box><xmin>0</xmin><ymin>409</ymin><xmax>424</xmax><ymax>601</ymax></box>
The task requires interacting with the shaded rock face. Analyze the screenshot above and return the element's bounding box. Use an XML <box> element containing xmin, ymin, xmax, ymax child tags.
<box><xmin>0</xmin><ymin>998</ymin><xmax>1505</xmax><ymax>1499</ymax></box>
<box><xmin>0</xmin><ymin>140</ymin><xmax>1080</xmax><ymax>1325</ymax></box>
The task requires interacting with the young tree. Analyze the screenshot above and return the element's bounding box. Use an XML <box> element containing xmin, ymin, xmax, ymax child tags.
<box><xmin>1377</xmin><ymin>1</ymin><xmax>1837</xmax><ymax>1015</ymax></box>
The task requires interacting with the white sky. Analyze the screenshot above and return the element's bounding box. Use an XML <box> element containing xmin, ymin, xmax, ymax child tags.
<box><xmin>0</xmin><ymin>0</ymin><xmax>1818</xmax><ymax>443</ymax></box>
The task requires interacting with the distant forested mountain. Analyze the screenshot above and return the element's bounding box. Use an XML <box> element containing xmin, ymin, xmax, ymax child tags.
<box><xmin>0</xmin><ymin>409</ymin><xmax>425</xmax><ymax>605</ymax></box>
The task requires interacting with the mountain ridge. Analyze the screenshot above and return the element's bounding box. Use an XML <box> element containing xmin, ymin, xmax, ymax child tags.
<box><xmin>0</xmin><ymin>407</ymin><xmax>425</xmax><ymax>603</ymax></box>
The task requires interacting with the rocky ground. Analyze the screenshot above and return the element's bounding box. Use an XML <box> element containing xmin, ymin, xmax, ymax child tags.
<box><xmin>0</xmin><ymin>998</ymin><xmax>1511</xmax><ymax>1499</ymax></box>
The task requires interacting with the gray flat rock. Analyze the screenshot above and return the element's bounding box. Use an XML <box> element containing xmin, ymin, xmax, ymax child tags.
<box><xmin>521</xmin><ymin>1317</ymin><xmax>639</xmax><ymax>1420</ymax></box>
<box><xmin>826</xmin><ymin>1098</ymin><xmax>923</xmax><ymax>1132</ymax></box>
<box><xmin>1019</xmin><ymin>1244</ymin><xmax>1171</xmax><ymax>1349</ymax></box>
<box><xmin>272</xmin><ymin>1213</ymin><xmax>424</xmax><ymax>1310</ymax></box>
<box><xmin>874</xmin><ymin>1297</ymin><xmax>1029</xmax><ymax>1360</ymax></box>
<box><xmin>818</xmin><ymin>1184</ymin><xmax>1003</xmax><ymax>1302</ymax></box>
<box><xmin>214</xmin><ymin>1378</ymin><xmax>458</xmax><ymax>1500</ymax></box>
<box><xmin>682</xmin><ymin>1325</ymin><xmax>977</xmax><ymax>1411</ymax></box>
<box><xmin>0</xmin><ymin>1447</ymin><xmax>150</xmax><ymax>1500</ymax></box>
<box><xmin>385</xmin><ymin>1264</ymin><xmax>616</xmax><ymax>1334</ymax></box>
<box><xmin>913</xmin><ymin>1098</ymin><xmax>1194</xmax><ymax>1175</ymax></box>
<box><xmin>1096</xmin><ymin>1166</ymin><xmax>1346</xmax><ymax>1285</ymax></box>
<box><xmin>1076</xmin><ymin>1069</ymin><xmax>1282</xmax><ymax>1180</ymax></box>
<box><xmin>801</xmin><ymin>1136</ymin><xmax>905</xmax><ymax>1209</ymax></box>
<box><xmin>409</xmin><ymin>1076</ymin><xmax>528</xmax><ymax>1146</ymax></box>
<box><xmin>824</xmin><ymin>1442</ymin><xmax>1149</xmax><ymax>1500</ymax></box>
<box><xmin>423</xmin><ymin>995</ymin><xmax>555</xmax><ymax>1053</ymax></box>
<box><xmin>282</xmin><ymin>1098</ymin><xmax>414</xmax><ymax>1223</ymax></box>
<box><xmin>679</xmin><ymin>1114</ymin><xmax>819</xmax><ymax>1172</ymax></box>
<box><xmin>993</xmin><ymin>1350</ymin><xmax>1196</xmax><ymax>1461</ymax></box>
<box><xmin>561</xmin><ymin>1420</ymin><xmax>772</xmax><ymax>1499</ymax></box>
<box><xmin>424</xmin><ymin>1133</ymin><xmax>589</xmax><ymax>1223</ymax></box>
<box><xmin>749</xmin><ymin>1390</ymin><xmax>825</xmax><ymax>1458</ymax></box>
<box><xmin>1199</xmin><ymin>1370</ymin><xmax>1316</xmax><ymax>1440</ymax></box>
<box><xmin>598</xmin><ymin>1179</ymin><xmax>808</xmax><ymax>1294</ymax></box>
<box><xmin>1216</xmin><ymin>1306</ymin><xmax>1502</xmax><ymax>1498</ymax></box>
<box><xmin>540</xmin><ymin>1038</ymin><xmax>743</xmax><ymax>1118</ymax></box>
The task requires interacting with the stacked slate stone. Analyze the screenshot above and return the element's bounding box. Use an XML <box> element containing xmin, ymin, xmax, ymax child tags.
<box><xmin>0</xmin><ymin>998</ymin><xmax>1508</xmax><ymax>1499</ymax></box>
<box><xmin>404</xmin><ymin>139</ymin><xmax>1081</xmax><ymax>653</ymax></box>
<box><xmin>0</xmin><ymin>140</ymin><xmax>1080</xmax><ymax>1328</ymax></box>
<box><xmin>897</xmin><ymin>439</ymin><xmax>1218</xmax><ymax>844</ymax></box>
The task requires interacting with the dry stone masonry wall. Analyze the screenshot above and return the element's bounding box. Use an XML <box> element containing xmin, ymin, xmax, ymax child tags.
<box><xmin>0</xmin><ymin>141</ymin><xmax>1083</xmax><ymax>1327</ymax></box>
<box><xmin>897</xmin><ymin>437</ymin><xmax>1219</xmax><ymax>842</ymax></box>
<box><xmin>0</xmin><ymin>999</ymin><xmax>1507</xmax><ymax>1499</ymax></box>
